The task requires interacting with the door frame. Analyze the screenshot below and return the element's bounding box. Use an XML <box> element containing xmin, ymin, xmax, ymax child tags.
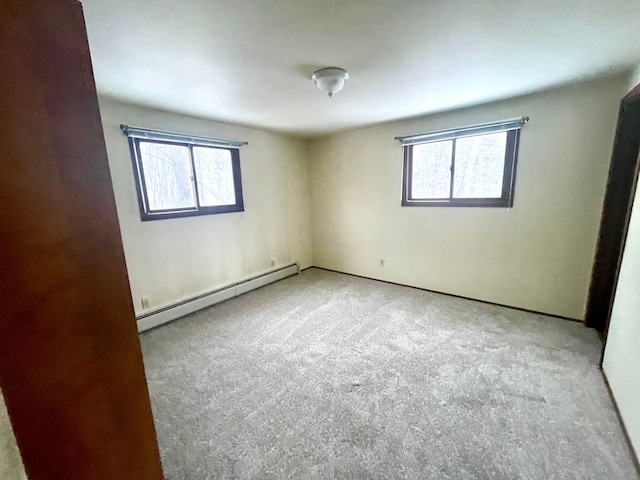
<box><xmin>585</xmin><ymin>83</ymin><xmax>640</xmax><ymax>343</ymax></box>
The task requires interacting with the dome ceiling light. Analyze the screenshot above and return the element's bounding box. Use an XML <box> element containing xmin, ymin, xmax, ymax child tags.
<box><xmin>311</xmin><ymin>67</ymin><xmax>350</xmax><ymax>98</ymax></box>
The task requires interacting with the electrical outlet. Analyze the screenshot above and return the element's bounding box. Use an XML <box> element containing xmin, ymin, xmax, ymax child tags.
<box><xmin>141</xmin><ymin>296</ymin><xmax>151</xmax><ymax>309</ymax></box>
<box><xmin>380</xmin><ymin>259</ymin><xmax>385</xmax><ymax>267</ymax></box>
<box><xmin>270</xmin><ymin>259</ymin><xmax>276</xmax><ymax>267</ymax></box>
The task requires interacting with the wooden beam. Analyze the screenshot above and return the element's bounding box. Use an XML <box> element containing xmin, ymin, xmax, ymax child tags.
<box><xmin>0</xmin><ymin>1</ymin><xmax>164</xmax><ymax>478</ymax></box>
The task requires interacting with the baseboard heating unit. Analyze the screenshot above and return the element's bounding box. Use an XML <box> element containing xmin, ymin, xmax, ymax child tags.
<box><xmin>136</xmin><ymin>263</ymin><xmax>299</xmax><ymax>333</ymax></box>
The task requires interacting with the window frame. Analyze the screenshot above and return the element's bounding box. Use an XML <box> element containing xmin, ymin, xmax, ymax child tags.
<box><xmin>126</xmin><ymin>134</ymin><xmax>245</xmax><ymax>221</ymax></box>
<box><xmin>401</xmin><ymin>127</ymin><xmax>521</xmax><ymax>208</ymax></box>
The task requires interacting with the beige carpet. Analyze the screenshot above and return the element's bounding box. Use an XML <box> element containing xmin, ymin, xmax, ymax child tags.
<box><xmin>140</xmin><ymin>268</ymin><xmax>638</xmax><ymax>479</ymax></box>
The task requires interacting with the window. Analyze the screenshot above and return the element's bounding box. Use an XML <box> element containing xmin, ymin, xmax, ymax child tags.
<box><xmin>399</xmin><ymin>117</ymin><xmax>527</xmax><ymax>207</ymax></box>
<box><xmin>121</xmin><ymin>125</ymin><xmax>245</xmax><ymax>221</ymax></box>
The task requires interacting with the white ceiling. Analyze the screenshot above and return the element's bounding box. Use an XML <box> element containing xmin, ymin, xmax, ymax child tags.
<box><xmin>81</xmin><ymin>0</ymin><xmax>640</xmax><ymax>137</ymax></box>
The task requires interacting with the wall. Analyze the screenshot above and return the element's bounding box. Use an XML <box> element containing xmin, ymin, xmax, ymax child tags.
<box><xmin>629</xmin><ymin>63</ymin><xmax>640</xmax><ymax>91</ymax></box>
<box><xmin>0</xmin><ymin>389</ymin><xmax>27</xmax><ymax>480</ymax></box>
<box><xmin>99</xmin><ymin>97</ymin><xmax>312</xmax><ymax>315</ymax></box>
<box><xmin>601</xmin><ymin>65</ymin><xmax>640</xmax><ymax>461</ymax></box>
<box><xmin>603</xmin><ymin>179</ymin><xmax>640</xmax><ymax>460</ymax></box>
<box><xmin>309</xmin><ymin>75</ymin><xmax>627</xmax><ymax>319</ymax></box>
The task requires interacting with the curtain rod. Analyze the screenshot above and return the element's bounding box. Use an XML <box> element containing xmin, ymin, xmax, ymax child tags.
<box><xmin>395</xmin><ymin>116</ymin><xmax>529</xmax><ymax>145</ymax></box>
<box><xmin>120</xmin><ymin>125</ymin><xmax>248</xmax><ymax>149</ymax></box>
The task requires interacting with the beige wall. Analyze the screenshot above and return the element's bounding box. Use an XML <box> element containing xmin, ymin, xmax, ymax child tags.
<box><xmin>99</xmin><ymin>97</ymin><xmax>312</xmax><ymax>315</ymax></box>
<box><xmin>602</xmin><ymin>65</ymin><xmax>640</xmax><ymax>461</ymax></box>
<box><xmin>629</xmin><ymin>63</ymin><xmax>640</xmax><ymax>91</ymax></box>
<box><xmin>309</xmin><ymin>75</ymin><xmax>627</xmax><ymax>319</ymax></box>
<box><xmin>603</xmin><ymin>179</ymin><xmax>640</xmax><ymax>459</ymax></box>
<box><xmin>0</xmin><ymin>389</ymin><xmax>27</xmax><ymax>480</ymax></box>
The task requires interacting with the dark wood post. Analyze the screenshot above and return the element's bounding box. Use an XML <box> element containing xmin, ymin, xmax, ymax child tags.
<box><xmin>0</xmin><ymin>1</ymin><xmax>164</xmax><ymax>478</ymax></box>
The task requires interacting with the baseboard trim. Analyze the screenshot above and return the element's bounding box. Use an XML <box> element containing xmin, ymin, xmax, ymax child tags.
<box><xmin>310</xmin><ymin>266</ymin><xmax>582</xmax><ymax>323</ymax></box>
<box><xmin>136</xmin><ymin>263</ymin><xmax>299</xmax><ymax>333</ymax></box>
<box><xmin>601</xmin><ymin>369</ymin><xmax>640</xmax><ymax>475</ymax></box>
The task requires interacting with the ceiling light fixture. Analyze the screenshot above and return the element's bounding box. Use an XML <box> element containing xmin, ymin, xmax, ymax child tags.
<box><xmin>311</xmin><ymin>67</ymin><xmax>349</xmax><ymax>98</ymax></box>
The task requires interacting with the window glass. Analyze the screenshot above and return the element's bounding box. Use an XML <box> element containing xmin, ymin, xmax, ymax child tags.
<box><xmin>411</xmin><ymin>140</ymin><xmax>452</xmax><ymax>199</ymax></box>
<box><xmin>139</xmin><ymin>142</ymin><xmax>195</xmax><ymax>211</ymax></box>
<box><xmin>453</xmin><ymin>132</ymin><xmax>506</xmax><ymax>199</ymax></box>
<box><xmin>193</xmin><ymin>147</ymin><xmax>236</xmax><ymax>206</ymax></box>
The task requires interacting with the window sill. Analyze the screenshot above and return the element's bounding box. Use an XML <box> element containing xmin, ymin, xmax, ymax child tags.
<box><xmin>402</xmin><ymin>198</ymin><xmax>513</xmax><ymax>208</ymax></box>
<box><xmin>140</xmin><ymin>204</ymin><xmax>244</xmax><ymax>221</ymax></box>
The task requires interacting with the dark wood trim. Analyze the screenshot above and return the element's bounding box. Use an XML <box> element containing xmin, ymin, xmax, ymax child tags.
<box><xmin>585</xmin><ymin>86</ymin><xmax>640</xmax><ymax>334</ymax></box>
<box><xmin>601</xmin><ymin>370</ymin><xmax>640</xmax><ymax>476</ymax></box>
<box><xmin>309</xmin><ymin>267</ymin><xmax>582</xmax><ymax>323</ymax></box>
<box><xmin>131</xmin><ymin>136</ymin><xmax>154</xmax><ymax>218</ymax></box>
<box><xmin>230</xmin><ymin>147</ymin><xmax>245</xmax><ymax>212</ymax></box>
<box><xmin>403</xmin><ymin>197</ymin><xmax>513</xmax><ymax>208</ymax></box>
<box><xmin>401</xmin><ymin>128</ymin><xmax>520</xmax><ymax>208</ymax></box>
<box><xmin>127</xmin><ymin>137</ymin><xmax>245</xmax><ymax>221</ymax></box>
<box><xmin>189</xmin><ymin>144</ymin><xmax>201</xmax><ymax>209</ymax></box>
<box><xmin>502</xmin><ymin>129</ymin><xmax>519</xmax><ymax>207</ymax></box>
<box><xmin>401</xmin><ymin>143</ymin><xmax>412</xmax><ymax>205</ymax></box>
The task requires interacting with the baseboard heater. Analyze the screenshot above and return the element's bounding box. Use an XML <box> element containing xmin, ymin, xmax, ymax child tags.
<box><xmin>136</xmin><ymin>263</ymin><xmax>299</xmax><ymax>333</ymax></box>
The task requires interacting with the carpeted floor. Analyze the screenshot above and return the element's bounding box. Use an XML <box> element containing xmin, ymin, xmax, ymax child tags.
<box><xmin>140</xmin><ymin>268</ymin><xmax>638</xmax><ymax>479</ymax></box>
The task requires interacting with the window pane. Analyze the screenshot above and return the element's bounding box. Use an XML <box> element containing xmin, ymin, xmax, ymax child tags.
<box><xmin>193</xmin><ymin>147</ymin><xmax>236</xmax><ymax>207</ymax></box>
<box><xmin>453</xmin><ymin>132</ymin><xmax>507</xmax><ymax>199</ymax></box>
<box><xmin>139</xmin><ymin>142</ymin><xmax>195</xmax><ymax>210</ymax></box>
<box><xmin>411</xmin><ymin>141</ymin><xmax>452</xmax><ymax>199</ymax></box>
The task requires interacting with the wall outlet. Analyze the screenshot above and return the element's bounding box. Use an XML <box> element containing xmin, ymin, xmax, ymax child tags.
<box><xmin>270</xmin><ymin>259</ymin><xmax>276</xmax><ymax>267</ymax></box>
<box><xmin>141</xmin><ymin>296</ymin><xmax>151</xmax><ymax>309</ymax></box>
<box><xmin>380</xmin><ymin>259</ymin><xmax>385</xmax><ymax>267</ymax></box>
